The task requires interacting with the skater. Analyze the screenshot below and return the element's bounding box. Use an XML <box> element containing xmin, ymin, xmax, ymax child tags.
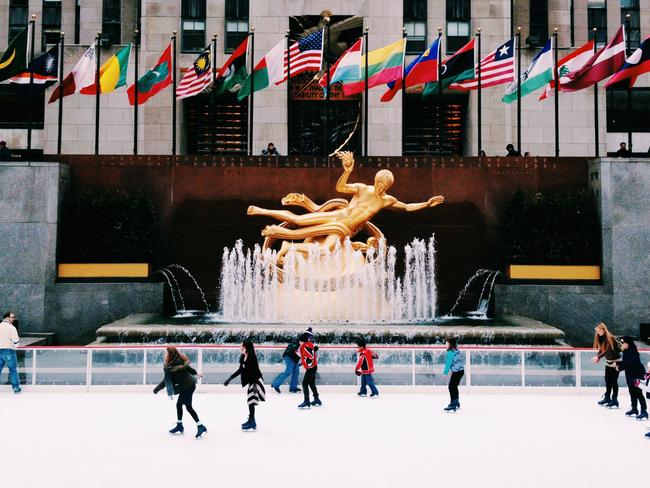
<box><xmin>224</xmin><ymin>340</ymin><xmax>266</xmax><ymax>431</ymax></box>
<box><xmin>637</xmin><ymin>362</ymin><xmax>650</xmax><ymax>438</ymax></box>
<box><xmin>616</xmin><ymin>337</ymin><xmax>647</xmax><ymax>420</ymax></box>
<box><xmin>0</xmin><ymin>311</ymin><xmax>21</xmax><ymax>393</ymax></box>
<box><xmin>271</xmin><ymin>337</ymin><xmax>301</xmax><ymax>394</ymax></box>
<box><xmin>443</xmin><ymin>338</ymin><xmax>465</xmax><ymax>412</ymax></box>
<box><xmin>355</xmin><ymin>338</ymin><xmax>379</xmax><ymax>398</ymax></box>
<box><xmin>298</xmin><ymin>333</ymin><xmax>321</xmax><ymax>409</ymax></box>
<box><xmin>153</xmin><ymin>346</ymin><xmax>207</xmax><ymax>438</ymax></box>
<box><xmin>591</xmin><ymin>322</ymin><xmax>621</xmax><ymax>408</ymax></box>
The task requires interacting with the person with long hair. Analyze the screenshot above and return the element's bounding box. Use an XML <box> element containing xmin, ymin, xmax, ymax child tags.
<box><xmin>153</xmin><ymin>346</ymin><xmax>207</xmax><ymax>438</ymax></box>
<box><xmin>224</xmin><ymin>340</ymin><xmax>266</xmax><ymax>431</ymax></box>
<box><xmin>298</xmin><ymin>333</ymin><xmax>321</xmax><ymax>409</ymax></box>
<box><xmin>591</xmin><ymin>322</ymin><xmax>621</xmax><ymax>408</ymax></box>
<box><xmin>616</xmin><ymin>337</ymin><xmax>647</xmax><ymax>420</ymax></box>
<box><xmin>443</xmin><ymin>337</ymin><xmax>465</xmax><ymax>412</ymax></box>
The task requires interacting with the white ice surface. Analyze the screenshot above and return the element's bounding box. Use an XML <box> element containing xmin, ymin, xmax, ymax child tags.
<box><xmin>1</xmin><ymin>389</ymin><xmax>647</xmax><ymax>487</ymax></box>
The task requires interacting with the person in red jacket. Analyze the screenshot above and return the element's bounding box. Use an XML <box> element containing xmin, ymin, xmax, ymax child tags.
<box><xmin>355</xmin><ymin>338</ymin><xmax>379</xmax><ymax>398</ymax></box>
<box><xmin>297</xmin><ymin>333</ymin><xmax>321</xmax><ymax>409</ymax></box>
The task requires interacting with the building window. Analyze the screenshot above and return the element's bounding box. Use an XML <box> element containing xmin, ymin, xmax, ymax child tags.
<box><xmin>404</xmin><ymin>0</ymin><xmax>427</xmax><ymax>54</ymax></box>
<box><xmin>528</xmin><ymin>0</ymin><xmax>548</xmax><ymax>47</ymax></box>
<box><xmin>588</xmin><ymin>1</ymin><xmax>607</xmax><ymax>47</ymax></box>
<box><xmin>225</xmin><ymin>0</ymin><xmax>248</xmax><ymax>53</ymax></box>
<box><xmin>9</xmin><ymin>0</ymin><xmax>28</xmax><ymax>42</ymax></box>
<box><xmin>446</xmin><ymin>0</ymin><xmax>470</xmax><ymax>54</ymax></box>
<box><xmin>0</xmin><ymin>85</ymin><xmax>45</xmax><ymax>129</ymax></box>
<box><xmin>621</xmin><ymin>0</ymin><xmax>640</xmax><ymax>52</ymax></box>
<box><xmin>102</xmin><ymin>0</ymin><xmax>121</xmax><ymax>45</ymax></box>
<box><xmin>42</xmin><ymin>0</ymin><xmax>62</xmax><ymax>51</ymax></box>
<box><xmin>182</xmin><ymin>0</ymin><xmax>206</xmax><ymax>53</ymax></box>
<box><xmin>607</xmin><ymin>88</ymin><xmax>650</xmax><ymax>133</ymax></box>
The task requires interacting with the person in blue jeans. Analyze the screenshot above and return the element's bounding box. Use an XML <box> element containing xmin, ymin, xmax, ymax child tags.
<box><xmin>0</xmin><ymin>311</ymin><xmax>21</xmax><ymax>393</ymax></box>
<box><xmin>271</xmin><ymin>338</ymin><xmax>301</xmax><ymax>393</ymax></box>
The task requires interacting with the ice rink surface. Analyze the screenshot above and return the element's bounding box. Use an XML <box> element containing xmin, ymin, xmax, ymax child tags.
<box><xmin>1</xmin><ymin>389</ymin><xmax>648</xmax><ymax>487</ymax></box>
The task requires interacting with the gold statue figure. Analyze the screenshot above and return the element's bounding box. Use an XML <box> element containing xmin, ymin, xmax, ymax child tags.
<box><xmin>247</xmin><ymin>152</ymin><xmax>444</xmax><ymax>264</ymax></box>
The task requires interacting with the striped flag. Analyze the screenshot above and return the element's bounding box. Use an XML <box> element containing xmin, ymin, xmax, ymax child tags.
<box><xmin>450</xmin><ymin>38</ymin><xmax>515</xmax><ymax>91</ymax></box>
<box><xmin>539</xmin><ymin>39</ymin><xmax>594</xmax><ymax>100</ymax></box>
<box><xmin>278</xmin><ymin>30</ymin><xmax>323</xmax><ymax>83</ymax></box>
<box><xmin>176</xmin><ymin>48</ymin><xmax>212</xmax><ymax>100</ymax></box>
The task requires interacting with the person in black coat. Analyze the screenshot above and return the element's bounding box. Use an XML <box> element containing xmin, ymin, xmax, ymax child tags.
<box><xmin>224</xmin><ymin>340</ymin><xmax>266</xmax><ymax>431</ymax></box>
<box><xmin>153</xmin><ymin>346</ymin><xmax>207</xmax><ymax>438</ymax></box>
<box><xmin>616</xmin><ymin>337</ymin><xmax>647</xmax><ymax>420</ymax></box>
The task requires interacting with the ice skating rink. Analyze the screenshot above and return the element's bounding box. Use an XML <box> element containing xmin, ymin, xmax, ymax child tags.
<box><xmin>2</xmin><ymin>389</ymin><xmax>647</xmax><ymax>487</ymax></box>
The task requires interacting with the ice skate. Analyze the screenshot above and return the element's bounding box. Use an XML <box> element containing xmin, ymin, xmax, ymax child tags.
<box><xmin>195</xmin><ymin>424</ymin><xmax>207</xmax><ymax>439</ymax></box>
<box><xmin>298</xmin><ymin>400</ymin><xmax>311</xmax><ymax>409</ymax></box>
<box><xmin>444</xmin><ymin>400</ymin><xmax>460</xmax><ymax>412</ymax></box>
<box><xmin>645</xmin><ymin>431</ymin><xmax>650</xmax><ymax>439</ymax></box>
<box><xmin>597</xmin><ymin>394</ymin><xmax>610</xmax><ymax>406</ymax></box>
<box><xmin>273</xmin><ymin>385</ymin><xmax>281</xmax><ymax>394</ymax></box>
<box><xmin>636</xmin><ymin>410</ymin><xmax>648</xmax><ymax>421</ymax></box>
<box><xmin>625</xmin><ymin>408</ymin><xmax>639</xmax><ymax>417</ymax></box>
<box><xmin>242</xmin><ymin>419</ymin><xmax>257</xmax><ymax>431</ymax></box>
<box><xmin>605</xmin><ymin>398</ymin><xmax>619</xmax><ymax>409</ymax></box>
<box><xmin>310</xmin><ymin>396</ymin><xmax>323</xmax><ymax>407</ymax></box>
<box><xmin>369</xmin><ymin>393</ymin><xmax>379</xmax><ymax>399</ymax></box>
<box><xmin>169</xmin><ymin>423</ymin><xmax>184</xmax><ymax>435</ymax></box>
<box><xmin>357</xmin><ymin>392</ymin><xmax>367</xmax><ymax>397</ymax></box>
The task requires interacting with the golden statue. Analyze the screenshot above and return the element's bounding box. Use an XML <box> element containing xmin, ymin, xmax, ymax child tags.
<box><xmin>247</xmin><ymin>152</ymin><xmax>444</xmax><ymax>263</ymax></box>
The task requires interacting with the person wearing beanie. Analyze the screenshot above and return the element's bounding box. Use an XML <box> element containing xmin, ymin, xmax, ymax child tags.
<box><xmin>355</xmin><ymin>338</ymin><xmax>379</xmax><ymax>398</ymax></box>
<box><xmin>297</xmin><ymin>333</ymin><xmax>321</xmax><ymax>408</ymax></box>
<box><xmin>616</xmin><ymin>337</ymin><xmax>647</xmax><ymax>420</ymax></box>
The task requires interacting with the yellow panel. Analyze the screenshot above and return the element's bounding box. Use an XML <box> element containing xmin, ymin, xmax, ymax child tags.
<box><xmin>58</xmin><ymin>263</ymin><xmax>149</xmax><ymax>278</ymax></box>
<box><xmin>508</xmin><ymin>265</ymin><xmax>601</xmax><ymax>280</ymax></box>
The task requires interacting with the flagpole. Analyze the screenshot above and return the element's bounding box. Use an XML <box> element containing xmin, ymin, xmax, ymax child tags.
<box><xmin>133</xmin><ymin>29</ymin><xmax>139</xmax><ymax>155</ymax></box>
<box><xmin>211</xmin><ymin>33</ymin><xmax>217</xmax><ymax>155</ymax></box>
<box><xmin>437</xmin><ymin>27</ymin><xmax>442</xmax><ymax>155</ymax></box>
<box><xmin>286</xmin><ymin>30</ymin><xmax>291</xmax><ymax>155</ymax></box>
<box><xmin>516</xmin><ymin>26</ymin><xmax>521</xmax><ymax>155</ymax></box>
<box><xmin>27</xmin><ymin>14</ymin><xmax>35</xmax><ymax>155</ymax></box>
<box><xmin>57</xmin><ymin>31</ymin><xmax>65</xmax><ymax>155</ymax></box>
<box><xmin>592</xmin><ymin>28</ymin><xmax>599</xmax><ymax>158</ymax></box>
<box><xmin>324</xmin><ymin>17</ymin><xmax>331</xmax><ymax>157</ymax></box>
<box><xmin>401</xmin><ymin>27</ymin><xmax>407</xmax><ymax>157</ymax></box>
<box><xmin>625</xmin><ymin>14</ymin><xmax>631</xmax><ymax>153</ymax></box>
<box><xmin>249</xmin><ymin>27</ymin><xmax>255</xmax><ymax>156</ymax></box>
<box><xmin>553</xmin><ymin>28</ymin><xmax>559</xmax><ymax>157</ymax></box>
<box><xmin>364</xmin><ymin>28</ymin><xmax>369</xmax><ymax>157</ymax></box>
<box><xmin>172</xmin><ymin>31</ymin><xmax>177</xmax><ymax>155</ymax></box>
<box><xmin>94</xmin><ymin>32</ymin><xmax>101</xmax><ymax>155</ymax></box>
<box><xmin>477</xmin><ymin>27</ymin><xmax>482</xmax><ymax>156</ymax></box>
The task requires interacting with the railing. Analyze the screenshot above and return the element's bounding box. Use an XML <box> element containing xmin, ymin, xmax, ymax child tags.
<box><xmin>7</xmin><ymin>345</ymin><xmax>649</xmax><ymax>390</ymax></box>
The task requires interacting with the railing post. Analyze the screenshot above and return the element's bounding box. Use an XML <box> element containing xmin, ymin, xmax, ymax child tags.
<box><xmin>86</xmin><ymin>349</ymin><xmax>93</xmax><ymax>392</ymax></box>
<box><xmin>32</xmin><ymin>350</ymin><xmax>37</xmax><ymax>386</ymax></box>
<box><xmin>520</xmin><ymin>350</ymin><xmax>526</xmax><ymax>387</ymax></box>
<box><xmin>142</xmin><ymin>349</ymin><xmax>147</xmax><ymax>385</ymax></box>
<box><xmin>466</xmin><ymin>350</ymin><xmax>471</xmax><ymax>389</ymax></box>
<box><xmin>411</xmin><ymin>350</ymin><xmax>416</xmax><ymax>386</ymax></box>
<box><xmin>575</xmin><ymin>350</ymin><xmax>582</xmax><ymax>391</ymax></box>
<box><xmin>197</xmin><ymin>348</ymin><xmax>203</xmax><ymax>384</ymax></box>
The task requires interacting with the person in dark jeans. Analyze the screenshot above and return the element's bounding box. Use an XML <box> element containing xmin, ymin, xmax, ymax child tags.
<box><xmin>355</xmin><ymin>338</ymin><xmax>379</xmax><ymax>398</ymax></box>
<box><xmin>443</xmin><ymin>337</ymin><xmax>465</xmax><ymax>412</ymax></box>
<box><xmin>616</xmin><ymin>336</ymin><xmax>647</xmax><ymax>420</ymax></box>
<box><xmin>298</xmin><ymin>333</ymin><xmax>321</xmax><ymax>409</ymax></box>
<box><xmin>591</xmin><ymin>322</ymin><xmax>621</xmax><ymax>408</ymax></box>
<box><xmin>271</xmin><ymin>338</ymin><xmax>301</xmax><ymax>394</ymax></box>
<box><xmin>153</xmin><ymin>346</ymin><xmax>207</xmax><ymax>438</ymax></box>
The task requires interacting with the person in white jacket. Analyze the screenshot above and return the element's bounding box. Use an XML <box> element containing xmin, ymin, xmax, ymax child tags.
<box><xmin>0</xmin><ymin>311</ymin><xmax>21</xmax><ymax>393</ymax></box>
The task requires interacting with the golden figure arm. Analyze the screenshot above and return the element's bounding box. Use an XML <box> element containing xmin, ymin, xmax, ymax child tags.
<box><xmin>335</xmin><ymin>151</ymin><xmax>361</xmax><ymax>195</ymax></box>
<box><xmin>388</xmin><ymin>195</ymin><xmax>445</xmax><ymax>212</ymax></box>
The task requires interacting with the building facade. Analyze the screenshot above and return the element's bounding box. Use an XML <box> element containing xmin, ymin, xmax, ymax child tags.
<box><xmin>0</xmin><ymin>0</ymin><xmax>649</xmax><ymax>157</ymax></box>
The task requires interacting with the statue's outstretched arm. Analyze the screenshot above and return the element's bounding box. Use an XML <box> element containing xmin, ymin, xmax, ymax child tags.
<box><xmin>335</xmin><ymin>151</ymin><xmax>361</xmax><ymax>195</ymax></box>
<box><xmin>388</xmin><ymin>195</ymin><xmax>445</xmax><ymax>212</ymax></box>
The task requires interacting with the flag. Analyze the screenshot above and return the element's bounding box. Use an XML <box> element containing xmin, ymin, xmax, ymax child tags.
<box><xmin>10</xmin><ymin>44</ymin><xmax>58</xmax><ymax>85</ymax></box>
<box><xmin>80</xmin><ymin>44</ymin><xmax>131</xmax><ymax>95</ymax></box>
<box><xmin>381</xmin><ymin>37</ymin><xmax>440</xmax><ymax>102</ymax></box>
<box><xmin>237</xmin><ymin>39</ymin><xmax>285</xmax><ymax>100</ymax></box>
<box><xmin>561</xmin><ymin>26</ymin><xmax>625</xmax><ymax>92</ymax></box>
<box><xmin>450</xmin><ymin>38</ymin><xmax>515</xmax><ymax>91</ymax></box>
<box><xmin>539</xmin><ymin>39</ymin><xmax>594</xmax><ymax>100</ymax></box>
<box><xmin>605</xmin><ymin>37</ymin><xmax>650</xmax><ymax>88</ymax></box>
<box><xmin>423</xmin><ymin>38</ymin><xmax>475</xmax><ymax>97</ymax></box>
<box><xmin>319</xmin><ymin>38</ymin><xmax>362</xmax><ymax>89</ymax></box>
<box><xmin>502</xmin><ymin>38</ymin><xmax>554</xmax><ymax>104</ymax></box>
<box><xmin>48</xmin><ymin>43</ymin><xmax>97</xmax><ymax>103</ymax></box>
<box><xmin>341</xmin><ymin>38</ymin><xmax>406</xmax><ymax>96</ymax></box>
<box><xmin>0</xmin><ymin>26</ymin><xmax>28</xmax><ymax>83</ymax></box>
<box><xmin>278</xmin><ymin>30</ymin><xmax>324</xmax><ymax>83</ymax></box>
<box><xmin>214</xmin><ymin>37</ymin><xmax>248</xmax><ymax>96</ymax></box>
<box><xmin>176</xmin><ymin>48</ymin><xmax>212</xmax><ymax>100</ymax></box>
<box><xmin>127</xmin><ymin>43</ymin><xmax>172</xmax><ymax>105</ymax></box>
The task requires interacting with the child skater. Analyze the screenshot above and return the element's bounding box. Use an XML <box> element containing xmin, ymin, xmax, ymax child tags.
<box><xmin>224</xmin><ymin>339</ymin><xmax>266</xmax><ymax>431</ymax></box>
<box><xmin>616</xmin><ymin>336</ymin><xmax>647</xmax><ymax>420</ymax></box>
<box><xmin>355</xmin><ymin>338</ymin><xmax>379</xmax><ymax>398</ymax></box>
<box><xmin>298</xmin><ymin>333</ymin><xmax>321</xmax><ymax>409</ymax></box>
<box><xmin>443</xmin><ymin>337</ymin><xmax>465</xmax><ymax>412</ymax></box>
<box><xmin>153</xmin><ymin>346</ymin><xmax>207</xmax><ymax>439</ymax></box>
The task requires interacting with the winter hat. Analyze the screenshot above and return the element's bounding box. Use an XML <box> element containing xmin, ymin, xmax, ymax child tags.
<box><xmin>299</xmin><ymin>333</ymin><xmax>310</xmax><ymax>342</ymax></box>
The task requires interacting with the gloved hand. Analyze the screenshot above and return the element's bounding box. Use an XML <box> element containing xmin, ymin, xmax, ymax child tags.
<box><xmin>224</xmin><ymin>379</ymin><xmax>230</xmax><ymax>387</ymax></box>
<box><xmin>355</xmin><ymin>370</ymin><xmax>362</xmax><ymax>376</ymax></box>
<box><xmin>314</xmin><ymin>345</ymin><xmax>319</xmax><ymax>352</ymax></box>
<box><xmin>153</xmin><ymin>387</ymin><xmax>159</xmax><ymax>394</ymax></box>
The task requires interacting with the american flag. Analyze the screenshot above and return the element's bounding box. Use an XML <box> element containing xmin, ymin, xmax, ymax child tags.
<box><xmin>176</xmin><ymin>49</ymin><xmax>212</xmax><ymax>100</ymax></box>
<box><xmin>278</xmin><ymin>29</ymin><xmax>323</xmax><ymax>83</ymax></box>
<box><xmin>450</xmin><ymin>38</ymin><xmax>515</xmax><ymax>90</ymax></box>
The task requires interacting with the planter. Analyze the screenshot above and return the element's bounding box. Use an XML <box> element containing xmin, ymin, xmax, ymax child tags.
<box><xmin>507</xmin><ymin>265</ymin><xmax>601</xmax><ymax>281</ymax></box>
<box><xmin>58</xmin><ymin>263</ymin><xmax>150</xmax><ymax>279</ymax></box>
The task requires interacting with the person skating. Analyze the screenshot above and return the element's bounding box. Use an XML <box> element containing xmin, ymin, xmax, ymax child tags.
<box><xmin>443</xmin><ymin>338</ymin><xmax>465</xmax><ymax>412</ymax></box>
<box><xmin>355</xmin><ymin>338</ymin><xmax>379</xmax><ymax>398</ymax></box>
<box><xmin>616</xmin><ymin>337</ymin><xmax>647</xmax><ymax>420</ymax></box>
<box><xmin>224</xmin><ymin>340</ymin><xmax>266</xmax><ymax>431</ymax></box>
<box><xmin>591</xmin><ymin>322</ymin><xmax>621</xmax><ymax>408</ymax></box>
<box><xmin>271</xmin><ymin>337</ymin><xmax>301</xmax><ymax>394</ymax></box>
<box><xmin>298</xmin><ymin>333</ymin><xmax>321</xmax><ymax>408</ymax></box>
<box><xmin>638</xmin><ymin>362</ymin><xmax>650</xmax><ymax>438</ymax></box>
<box><xmin>153</xmin><ymin>346</ymin><xmax>207</xmax><ymax>438</ymax></box>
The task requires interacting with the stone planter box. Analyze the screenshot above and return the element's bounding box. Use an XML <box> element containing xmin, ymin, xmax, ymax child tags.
<box><xmin>507</xmin><ymin>265</ymin><xmax>601</xmax><ymax>281</ymax></box>
<box><xmin>57</xmin><ymin>263</ymin><xmax>150</xmax><ymax>279</ymax></box>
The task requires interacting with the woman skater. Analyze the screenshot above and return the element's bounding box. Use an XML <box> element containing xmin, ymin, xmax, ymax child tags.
<box><xmin>153</xmin><ymin>346</ymin><xmax>207</xmax><ymax>438</ymax></box>
<box><xmin>443</xmin><ymin>338</ymin><xmax>465</xmax><ymax>412</ymax></box>
<box><xmin>616</xmin><ymin>336</ymin><xmax>647</xmax><ymax>420</ymax></box>
<box><xmin>591</xmin><ymin>322</ymin><xmax>621</xmax><ymax>408</ymax></box>
<box><xmin>224</xmin><ymin>340</ymin><xmax>266</xmax><ymax>431</ymax></box>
